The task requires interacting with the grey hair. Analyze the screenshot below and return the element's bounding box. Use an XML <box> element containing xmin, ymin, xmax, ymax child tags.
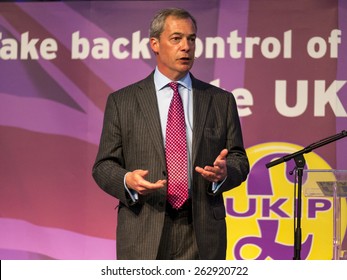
<box><xmin>149</xmin><ymin>8</ymin><xmax>197</xmax><ymax>39</ymax></box>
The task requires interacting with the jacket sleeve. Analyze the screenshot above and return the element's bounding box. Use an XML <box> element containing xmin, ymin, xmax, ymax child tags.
<box><xmin>92</xmin><ymin>93</ymin><xmax>134</xmax><ymax>206</ymax></box>
<box><xmin>210</xmin><ymin>90</ymin><xmax>249</xmax><ymax>195</ymax></box>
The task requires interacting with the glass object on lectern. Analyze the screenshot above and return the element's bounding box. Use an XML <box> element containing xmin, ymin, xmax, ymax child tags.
<box><xmin>303</xmin><ymin>169</ymin><xmax>347</xmax><ymax>260</ymax></box>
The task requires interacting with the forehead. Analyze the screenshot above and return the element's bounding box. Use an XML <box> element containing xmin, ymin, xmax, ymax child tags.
<box><xmin>163</xmin><ymin>15</ymin><xmax>196</xmax><ymax>35</ymax></box>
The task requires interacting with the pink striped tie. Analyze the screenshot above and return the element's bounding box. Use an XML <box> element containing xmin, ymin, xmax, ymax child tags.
<box><xmin>165</xmin><ymin>82</ymin><xmax>189</xmax><ymax>209</ymax></box>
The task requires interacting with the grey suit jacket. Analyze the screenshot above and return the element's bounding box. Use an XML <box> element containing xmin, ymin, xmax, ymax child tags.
<box><xmin>92</xmin><ymin>72</ymin><xmax>249</xmax><ymax>259</ymax></box>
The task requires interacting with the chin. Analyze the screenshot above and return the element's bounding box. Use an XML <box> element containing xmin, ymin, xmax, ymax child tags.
<box><xmin>180</xmin><ymin>64</ymin><xmax>193</xmax><ymax>71</ymax></box>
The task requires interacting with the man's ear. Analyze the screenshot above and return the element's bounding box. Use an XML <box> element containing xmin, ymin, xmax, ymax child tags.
<box><xmin>150</xmin><ymin>37</ymin><xmax>159</xmax><ymax>54</ymax></box>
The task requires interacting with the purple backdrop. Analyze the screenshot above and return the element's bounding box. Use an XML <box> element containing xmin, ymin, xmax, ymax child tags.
<box><xmin>0</xmin><ymin>0</ymin><xmax>346</xmax><ymax>260</ymax></box>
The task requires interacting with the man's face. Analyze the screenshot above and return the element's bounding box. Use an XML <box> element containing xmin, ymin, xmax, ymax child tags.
<box><xmin>150</xmin><ymin>15</ymin><xmax>196</xmax><ymax>81</ymax></box>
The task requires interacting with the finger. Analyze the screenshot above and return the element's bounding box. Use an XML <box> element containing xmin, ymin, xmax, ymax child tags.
<box><xmin>214</xmin><ymin>149</ymin><xmax>228</xmax><ymax>164</ymax></box>
<box><xmin>133</xmin><ymin>169</ymin><xmax>149</xmax><ymax>178</ymax></box>
<box><xmin>140</xmin><ymin>178</ymin><xmax>166</xmax><ymax>190</ymax></box>
<box><xmin>195</xmin><ymin>166</ymin><xmax>219</xmax><ymax>182</ymax></box>
<box><xmin>155</xmin><ymin>179</ymin><xmax>167</xmax><ymax>186</ymax></box>
<box><xmin>212</xmin><ymin>161</ymin><xmax>226</xmax><ymax>175</ymax></box>
<box><xmin>196</xmin><ymin>165</ymin><xmax>220</xmax><ymax>176</ymax></box>
<box><xmin>135</xmin><ymin>179</ymin><xmax>166</xmax><ymax>195</ymax></box>
<box><xmin>195</xmin><ymin>166</ymin><xmax>205</xmax><ymax>175</ymax></box>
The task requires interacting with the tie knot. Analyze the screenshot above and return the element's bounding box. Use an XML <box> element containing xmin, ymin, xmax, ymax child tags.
<box><xmin>169</xmin><ymin>82</ymin><xmax>179</xmax><ymax>93</ymax></box>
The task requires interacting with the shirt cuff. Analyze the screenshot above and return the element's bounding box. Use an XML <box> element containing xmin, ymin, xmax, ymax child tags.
<box><xmin>124</xmin><ymin>172</ymin><xmax>138</xmax><ymax>202</ymax></box>
<box><xmin>211</xmin><ymin>176</ymin><xmax>227</xmax><ymax>193</ymax></box>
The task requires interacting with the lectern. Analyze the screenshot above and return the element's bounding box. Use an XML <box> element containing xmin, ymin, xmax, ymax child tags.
<box><xmin>303</xmin><ymin>169</ymin><xmax>347</xmax><ymax>260</ymax></box>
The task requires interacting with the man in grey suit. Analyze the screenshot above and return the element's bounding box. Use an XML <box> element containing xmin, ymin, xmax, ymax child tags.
<box><xmin>92</xmin><ymin>7</ymin><xmax>249</xmax><ymax>260</ymax></box>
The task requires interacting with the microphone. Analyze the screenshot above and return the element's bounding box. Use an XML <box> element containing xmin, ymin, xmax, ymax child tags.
<box><xmin>265</xmin><ymin>130</ymin><xmax>347</xmax><ymax>169</ymax></box>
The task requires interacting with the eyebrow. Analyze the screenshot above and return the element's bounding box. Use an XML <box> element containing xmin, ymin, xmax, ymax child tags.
<box><xmin>170</xmin><ymin>32</ymin><xmax>196</xmax><ymax>37</ymax></box>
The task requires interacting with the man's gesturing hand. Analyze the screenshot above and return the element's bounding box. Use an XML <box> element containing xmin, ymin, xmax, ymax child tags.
<box><xmin>125</xmin><ymin>169</ymin><xmax>166</xmax><ymax>195</ymax></box>
<box><xmin>195</xmin><ymin>149</ymin><xmax>228</xmax><ymax>183</ymax></box>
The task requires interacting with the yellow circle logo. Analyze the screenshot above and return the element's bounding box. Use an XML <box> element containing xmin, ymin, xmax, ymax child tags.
<box><xmin>225</xmin><ymin>142</ymin><xmax>347</xmax><ymax>260</ymax></box>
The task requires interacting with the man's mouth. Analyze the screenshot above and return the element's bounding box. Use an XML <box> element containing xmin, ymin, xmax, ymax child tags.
<box><xmin>179</xmin><ymin>57</ymin><xmax>191</xmax><ymax>62</ymax></box>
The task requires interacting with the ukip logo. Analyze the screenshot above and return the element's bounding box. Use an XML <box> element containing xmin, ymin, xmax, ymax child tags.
<box><xmin>224</xmin><ymin>142</ymin><xmax>346</xmax><ymax>260</ymax></box>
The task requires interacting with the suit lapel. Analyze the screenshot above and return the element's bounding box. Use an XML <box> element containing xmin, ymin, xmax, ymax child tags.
<box><xmin>135</xmin><ymin>74</ymin><xmax>166</xmax><ymax>169</ymax></box>
<box><xmin>192</xmin><ymin>76</ymin><xmax>211</xmax><ymax>166</ymax></box>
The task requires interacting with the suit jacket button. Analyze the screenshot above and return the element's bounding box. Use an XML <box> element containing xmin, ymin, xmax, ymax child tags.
<box><xmin>158</xmin><ymin>201</ymin><xmax>165</xmax><ymax>209</ymax></box>
<box><xmin>162</xmin><ymin>171</ymin><xmax>167</xmax><ymax>177</ymax></box>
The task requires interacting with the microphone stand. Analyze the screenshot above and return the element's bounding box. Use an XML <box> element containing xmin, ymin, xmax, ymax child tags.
<box><xmin>265</xmin><ymin>130</ymin><xmax>347</xmax><ymax>260</ymax></box>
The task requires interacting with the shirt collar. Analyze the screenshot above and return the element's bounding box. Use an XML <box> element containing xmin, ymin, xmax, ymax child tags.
<box><xmin>154</xmin><ymin>67</ymin><xmax>192</xmax><ymax>91</ymax></box>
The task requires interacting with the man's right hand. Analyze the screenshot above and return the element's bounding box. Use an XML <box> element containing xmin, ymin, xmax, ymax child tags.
<box><xmin>125</xmin><ymin>169</ymin><xmax>166</xmax><ymax>195</ymax></box>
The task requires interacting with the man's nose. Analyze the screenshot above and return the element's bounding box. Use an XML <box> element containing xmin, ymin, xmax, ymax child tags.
<box><xmin>180</xmin><ymin>37</ymin><xmax>191</xmax><ymax>51</ymax></box>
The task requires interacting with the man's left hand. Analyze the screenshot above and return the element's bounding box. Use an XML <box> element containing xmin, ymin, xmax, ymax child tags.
<box><xmin>195</xmin><ymin>148</ymin><xmax>228</xmax><ymax>183</ymax></box>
